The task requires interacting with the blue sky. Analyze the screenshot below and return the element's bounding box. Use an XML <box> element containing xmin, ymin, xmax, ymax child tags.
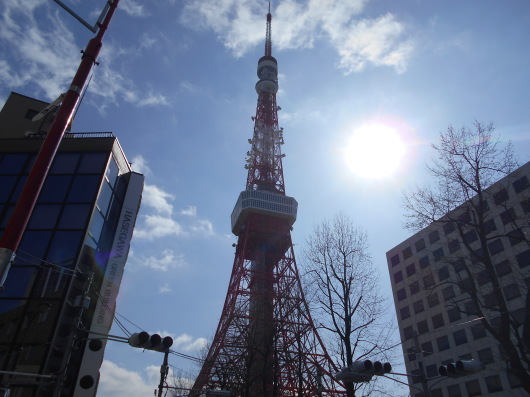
<box><xmin>1</xmin><ymin>0</ymin><xmax>530</xmax><ymax>395</ymax></box>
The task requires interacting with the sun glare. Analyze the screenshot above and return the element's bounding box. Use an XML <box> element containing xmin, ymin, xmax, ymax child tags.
<box><xmin>343</xmin><ymin>123</ymin><xmax>407</xmax><ymax>179</ymax></box>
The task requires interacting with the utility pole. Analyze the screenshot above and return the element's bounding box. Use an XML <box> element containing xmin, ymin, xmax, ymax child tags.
<box><xmin>158</xmin><ymin>351</ymin><xmax>169</xmax><ymax>397</ymax></box>
<box><xmin>412</xmin><ymin>331</ymin><xmax>430</xmax><ymax>397</ymax></box>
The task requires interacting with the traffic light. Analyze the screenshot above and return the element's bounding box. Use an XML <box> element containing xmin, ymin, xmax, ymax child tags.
<box><xmin>439</xmin><ymin>360</ymin><xmax>481</xmax><ymax>377</ymax></box>
<box><xmin>335</xmin><ymin>360</ymin><xmax>392</xmax><ymax>383</ymax></box>
<box><xmin>128</xmin><ymin>331</ymin><xmax>173</xmax><ymax>352</ymax></box>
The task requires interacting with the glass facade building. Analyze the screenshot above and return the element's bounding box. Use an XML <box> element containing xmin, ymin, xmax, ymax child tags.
<box><xmin>0</xmin><ymin>93</ymin><xmax>144</xmax><ymax>396</ymax></box>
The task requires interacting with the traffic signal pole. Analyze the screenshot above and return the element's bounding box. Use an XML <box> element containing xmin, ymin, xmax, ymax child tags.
<box><xmin>0</xmin><ymin>0</ymin><xmax>120</xmax><ymax>289</ymax></box>
<box><xmin>158</xmin><ymin>350</ymin><xmax>169</xmax><ymax>397</ymax></box>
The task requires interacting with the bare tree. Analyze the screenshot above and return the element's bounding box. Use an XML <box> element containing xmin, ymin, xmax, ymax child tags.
<box><xmin>302</xmin><ymin>213</ymin><xmax>400</xmax><ymax>397</ymax></box>
<box><xmin>402</xmin><ymin>121</ymin><xmax>530</xmax><ymax>392</ymax></box>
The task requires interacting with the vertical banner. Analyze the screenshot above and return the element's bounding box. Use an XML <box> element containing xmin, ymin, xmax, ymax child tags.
<box><xmin>74</xmin><ymin>172</ymin><xmax>144</xmax><ymax>396</ymax></box>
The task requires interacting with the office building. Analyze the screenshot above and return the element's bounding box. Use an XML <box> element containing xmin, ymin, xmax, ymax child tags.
<box><xmin>386</xmin><ymin>161</ymin><xmax>529</xmax><ymax>396</ymax></box>
<box><xmin>0</xmin><ymin>92</ymin><xmax>144</xmax><ymax>396</ymax></box>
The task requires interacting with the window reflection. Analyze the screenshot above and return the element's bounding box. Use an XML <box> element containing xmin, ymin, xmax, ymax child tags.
<box><xmin>0</xmin><ymin>176</ymin><xmax>17</xmax><ymax>202</ymax></box>
<box><xmin>106</xmin><ymin>157</ymin><xmax>119</xmax><ymax>187</ymax></box>
<box><xmin>38</xmin><ymin>175</ymin><xmax>72</xmax><ymax>203</ymax></box>
<box><xmin>0</xmin><ymin>154</ymin><xmax>28</xmax><ymax>174</ymax></box>
<box><xmin>50</xmin><ymin>153</ymin><xmax>80</xmax><ymax>174</ymax></box>
<box><xmin>45</xmin><ymin>231</ymin><xmax>83</xmax><ymax>268</ymax></box>
<box><xmin>97</xmin><ymin>182</ymin><xmax>113</xmax><ymax>217</ymax></box>
<box><xmin>68</xmin><ymin>175</ymin><xmax>101</xmax><ymax>203</ymax></box>
<box><xmin>78</xmin><ymin>152</ymin><xmax>108</xmax><ymax>174</ymax></box>
<box><xmin>1</xmin><ymin>266</ymin><xmax>38</xmax><ymax>298</ymax></box>
<box><xmin>58</xmin><ymin>204</ymin><xmax>91</xmax><ymax>229</ymax></box>
<box><xmin>27</xmin><ymin>204</ymin><xmax>61</xmax><ymax>229</ymax></box>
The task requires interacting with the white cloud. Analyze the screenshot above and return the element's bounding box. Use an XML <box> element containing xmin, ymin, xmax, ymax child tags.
<box><xmin>190</xmin><ymin>219</ymin><xmax>214</xmax><ymax>236</ymax></box>
<box><xmin>130</xmin><ymin>155</ymin><xmax>152</xmax><ymax>176</ymax></box>
<box><xmin>0</xmin><ymin>1</ymin><xmax>168</xmax><ymax>112</ymax></box>
<box><xmin>134</xmin><ymin>214</ymin><xmax>183</xmax><ymax>239</ymax></box>
<box><xmin>173</xmin><ymin>333</ymin><xmax>208</xmax><ymax>352</ymax></box>
<box><xmin>180</xmin><ymin>205</ymin><xmax>197</xmax><ymax>217</ymax></box>
<box><xmin>0</xmin><ymin>0</ymin><xmax>79</xmax><ymax>100</ymax></box>
<box><xmin>141</xmin><ymin>249</ymin><xmax>186</xmax><ymax>272</ymax></box>
<box><xmin>158</xmin><ymin>283</ymin><xmax>172</xmax><ymax>293</ymax></box>
<box><xmin>142</xmin><ymin>184</ymin><xmax>175</xmax><ymax>216</ymax></box>
<box><xmin>181</xmin><ymin>0</ymin><xmax>414</xmax><ymax>72</ymax></box>
<box><xmin>98</xmin><ymin>360</ymin><xmax>155</xmax><ymax>397</ymax></box>
<box><xmin>119</xmin><ymin>0</ymin><xmax>149</xmax><ymax>18</ymax></box>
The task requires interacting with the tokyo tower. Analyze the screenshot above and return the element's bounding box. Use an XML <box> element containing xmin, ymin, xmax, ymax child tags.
<box><xmin>191</xmin><ymin>8</ymin><xmax>344</xmax><ymax>397</ymax></box>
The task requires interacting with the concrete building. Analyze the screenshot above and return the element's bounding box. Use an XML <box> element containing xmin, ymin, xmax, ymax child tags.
<box><xmin>0</xmin><ymin>92</ymin><xmax>144</xmax><ymax>396</ymax></box>
<box><xmin>386</xmin><ymin>161</ymin><xmax>529</xmax><ymax>396</ymax></box>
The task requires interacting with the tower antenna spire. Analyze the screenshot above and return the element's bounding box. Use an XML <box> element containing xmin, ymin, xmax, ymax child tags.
<box><xmin>265</xmin><ymin>3</ymin><xmax>272</xmax><ymax>56</ymax></box>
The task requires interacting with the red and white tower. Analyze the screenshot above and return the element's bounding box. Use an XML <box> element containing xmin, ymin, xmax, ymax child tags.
<box><xmin>192</xmin><ymin>9</ymin><xmax>344</xmax><ymax>397</ymax></box>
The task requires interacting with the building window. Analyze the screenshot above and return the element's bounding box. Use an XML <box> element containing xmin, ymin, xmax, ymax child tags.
<box><xmin>403</xmin><ymin>326</ymin><xmax>413</xmax><ymax>340</ymax></box>
<box><xmin>471</xmin><ymin>324</ymin><xmax>487</xmax><ymax>340</ymax></box>
<box><xmin>403</xmin><ymin>246</ymin><xmax>412</xmax><ymax>259</ymax></box>
<box><xmin>410</xmin><ymin>281</ymin><xmax>420</xmax><ymax>295</ymax></box>
<box><xmin>464</xmin><ymin>230</ymin><xmax>478</xmax><ymax>244</ymax></box>
<box><xmin>428</xmin><ymin>292</ymin><xmax>440</xmax><ymax>308</ymax></box>
<box><xmin>400</xmin><ymin>306</ymin><xmax>410</xmax><ymax>320</ymax></box>
<box><xmin>447</xmin><ymin>306</ymin><xmax>461</xmax><ymax>322</ymax></box>
<box><xmin>521</xmin><ymin>198</ymin><xmax>530</xmax><ymax>213</ymax></box>
<box><xmin>442</xmin><ymin>285</ymin><xmax>455</xmax><ymax>301</ymax></box>
<box><xmin>465</xmin><ymin>380</ymin><xmax>482</xmax><ymax>397</ymax></box>
<box><xmin>512</xmin><ymin>175</ymin><xmax>529</xmax><ymax>193</ymax></box>
<box><xmin>433</xmin><ymin>247</ymin><xmax>444</xmax><ymax>262</ymax></box>
<box><xmin>493</xmin><ymin>188</ymin><xmax>509</xmax><ymax>205</ymax></box>
<box><xmin>447</xmin><ymin>384</ymin><xmax>462</xmax><ymax>397</ymax></box>
<box><xmin>458</xmin><ymin>277</ymin><xmax>474</xmax><ymax>294</ymax></box>
<box><xmin>390</xmin><ymin>253</ymin><xmax>400</xmax><ymax>267</ymax></box>
<box><xmin>516</xmin><ymin>249</ymin><xmax>530</xmax><ymax>268</ymax></box>
<box><xmin>397</xmin><ymin>288</ymin><xmax>407</xmax><ymax>301</ymax></box>
<box><xmin>428</xmin><ymin>230</ymin><xmax>440</xmax><ymax>244</ymax></box>
<box><xmin>483</xmin><ymin>218</ymin><xmax>497</xmax><ymax>234</ymax></box>
<box><xmin>451</xmin><ymin>257</ymin><xmax>465</xmax><ymax>272</ymax></box>
<box><xmin>24</xmin><ymin>108</ymin><xmax>39</xmax><ymax>119</ymax></box>
<box><xmin>478</xmin><ymin>347</ymin><xmax>494</xmax><ymax>364</ymax></box>
<box><xmin>500</xmin><ymin>207</ymin><xmax>516</xmax><ymax>224</ymax></box>
<box><xmin>436</xmin><ymin>335</ymin><xmax>450</xmax><ymax>351</ymax></box>
<box><xmin>487</xmin><ymin>239</ymin><xmax>504</xmax><ymax>256</ymax></box>
<box><xmin>415</xmin><ymin>238</ymin><xmax>426</xmax><ymax>252</ymax></box>
<box><xmin>485</xmin><ymin>375</ymin><xmax>504</xmax><ymax>392</ymax></box>
<box><xmin>426</xmin><ymin>364</ymin><xmax>438</xmax><ymax>379</ymax></box>
<box><xmin>453</xmin><ymin>329</ymin><xmax>467</xmax><ymax>346</ymax></box>
<box><xmin>413</xmin><ymin>299</ymin><xmax>425</xmax><ymax>314</ymax></box>
<box><xmin>495</xmin><ymin>259</ymin><xmax>512</xmax><ymax>277</ymax></box>
<box><xmin>503</xmin><ymin>283</ymin><xmax>521</xmax><ymax>300</ymax></box>
<box><xmin>483</xmin><ymin>291</ymin><xmax>498</xmax><ymax>308</ymax></box>
<box><xmin>437</xmin><ymin>266</ymin><xmax>449</xmax><ymax>281</ymax></box>
<box><xmin>464</xmin><ymin>300</ymin><xmax>479</xmax><ymax>315</ymax></box>
<box><xmin>423</xmin><ymin>273</ymin><xmax>434</xmax><ymax>288</ymax></box>
<box><xmin>421</xmin><ymin>341</ymin><xmax>433</xmax><ymax>357</ymax></box>
<box><xmin>417</xmin><ymin>319</ymin><xmax>429</xmax><ymax>334</ymax></box>
<box><xmin>443</xmin><ymin>221</ymin><xmax>456</xmax><ymax>235</ymax></box>
<box><xmin>508</xmin><ymin>229</ymin><xmax>525</xmax><ymax>246</ymax></box>
<box><xmin>419</xmin><ymin>255</ymin><xmax>430</xmax><ymax>269</ymax></box>
<box><xmin>406</xmin><ymin>263</ymin><xmax>416</xmax><ymax>277</ymax></box>
<box><xmin>431</xmin><ymin>388</ymin><xmax>443</xmax><ymax>397</ymax></box>
<box><xmin>394</xmin><ymin>270</ymin><xmax>403</xmax><ymax>283</ymax></box>
<box><xmin>432</xmin><ymin>313</ymin><xmax>445</xmax><ymax>329</ymax></box>
<box><xmin>448</xmin><ymin>239</ymin><xmax>460</xmax><ymax>254</ymax></box>
<box><xmin>477</xmin><ymin>269</ymin><xmax>491</xmax><ymax>285</ymax></box>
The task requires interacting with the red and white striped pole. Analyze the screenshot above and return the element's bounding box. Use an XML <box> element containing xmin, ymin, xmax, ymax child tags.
<box><xmin>0</xmin><ymin>0</ymin><xmax>120</xmax><ymax>288</ymax></box>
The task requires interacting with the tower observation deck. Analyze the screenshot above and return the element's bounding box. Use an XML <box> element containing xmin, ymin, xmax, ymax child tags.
<box><xmin>191</xmin><ymin>9</ymin><xmax>344</xmax><ymax>397</ymax></box>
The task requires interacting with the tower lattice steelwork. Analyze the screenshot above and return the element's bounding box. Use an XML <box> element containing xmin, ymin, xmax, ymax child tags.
<box><xmin>191</xmin><ymin>10</ymin><xmax>344</xmax><ymax>397</ymax></box>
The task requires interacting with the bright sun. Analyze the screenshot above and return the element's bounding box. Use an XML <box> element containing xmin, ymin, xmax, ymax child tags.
<box><xmin>343</xmin><ymin>123</ymin><xmax>407</xmax><ymax>179</ymax></box>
